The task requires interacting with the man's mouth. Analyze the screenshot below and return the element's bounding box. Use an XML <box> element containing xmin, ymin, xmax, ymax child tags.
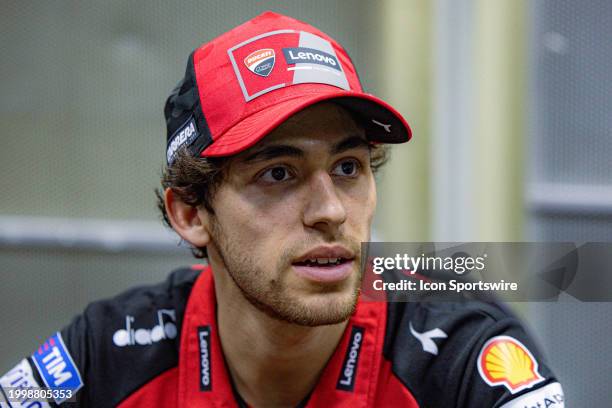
<box><xmin>291</xmin><ymin>246</ymin><xmax>356</xmax><ymax>283</ymax></box>
<box><xmin>293</xmin><ymin>257</ymin><xmax>351</xmax><ymax>267</ymax></box>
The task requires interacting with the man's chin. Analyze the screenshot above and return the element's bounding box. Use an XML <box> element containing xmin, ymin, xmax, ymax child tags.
<box><xmin>249</xmin><ymin>288</ymin><xmax>360</xmax><ymax>327</ymax></box>
<box><xmin>223</xmin><ymin>256</ymin><xmax>362</xmax><ymax>326</ymax></box>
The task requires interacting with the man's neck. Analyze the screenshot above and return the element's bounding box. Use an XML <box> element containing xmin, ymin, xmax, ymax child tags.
<box><xmin>212</xmin><ymin>267</ymin><xmax>349</xmax><ymax>408</ymax></box>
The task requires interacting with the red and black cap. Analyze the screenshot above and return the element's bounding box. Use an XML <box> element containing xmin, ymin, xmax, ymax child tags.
<box><xmin>164</xmin><ymin>11</ymin><xmax>412</xmax><ymax>165</ymax></box>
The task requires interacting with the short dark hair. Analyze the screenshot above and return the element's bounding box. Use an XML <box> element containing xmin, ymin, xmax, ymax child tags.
<box><xmin>156</xmin><ymin>127</ymin><xmax>389</xmax><ymax>259</ymax></box>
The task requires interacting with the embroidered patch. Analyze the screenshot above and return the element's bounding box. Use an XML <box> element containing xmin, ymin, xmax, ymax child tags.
<box><xmin>228</xmin><ymin>30</ymin><xmax>350</xmax><ymax>102</ymax></box>
<box><xmin>477</xmin><ymin>335</ymin><xmax>545</xmax><ymax>394</ymax></box>
<box><xmin>31</xmin><ymin>332</ymin><xmax>83</xmax><ymax>404</ymax></box>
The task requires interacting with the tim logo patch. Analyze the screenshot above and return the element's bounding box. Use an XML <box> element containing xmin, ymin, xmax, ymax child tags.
<box><xmin>31</xmin><ymin>332</ymin><xmax>83</xmax><ymax>404</ymax></box>
<box><xmin>244</xmin><ymin>48</ymin><xmax>275</xmax><ymax>77</ymax></box>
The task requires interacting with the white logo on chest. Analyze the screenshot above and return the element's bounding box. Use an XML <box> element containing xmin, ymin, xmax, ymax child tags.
<box><xmin>409</xmin><ymin>322</ymin><xmax>448</xmax><ymax>355</ymax></box>
<box><xmin>113</xmin><ymin>309</ymin><xmax>177</xmax><ymax>347</ymax></box>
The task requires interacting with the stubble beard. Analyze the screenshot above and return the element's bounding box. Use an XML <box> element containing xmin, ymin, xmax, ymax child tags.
<box><xmin>211</xmin><ymin>219</ymin><xmax>362</xmax><ymax>327</ymax></box>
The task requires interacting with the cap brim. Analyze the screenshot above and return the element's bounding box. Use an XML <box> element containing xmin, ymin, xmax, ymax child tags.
<box><xmin>201</xmin><ymin>90</ymin><xmax>412</xmax><ymax>157</ymax></box>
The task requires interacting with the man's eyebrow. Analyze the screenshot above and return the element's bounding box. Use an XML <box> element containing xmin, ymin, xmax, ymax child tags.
<box><xmin>240</xmin><ymin>135</ymin><xmax>369</xmax><ymax>164</ymax></box>
<box><xmin>331</xmin><ymin>135</ymin><xmax>371</xmax><ymax>155</ymax></box>
<box><xmin>241</xmin><ymin>145</ymin><xmax>305</xmax><ymax>163</ymax></box>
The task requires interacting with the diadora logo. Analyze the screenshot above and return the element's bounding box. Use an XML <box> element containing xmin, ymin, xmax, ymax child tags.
<box><xmin>31</xmin><ymin>332</ymin><xmax>83</xmax><ymax>405</ymax></box>
<box><xmin>198</xmin><ymin>326</ymin><xmax>212</xmax><ymax>391</ymax></box>
<box><xmin>336</xmin><ymin>326</ymin><xmax>364</xmax><ymax>392</ymax></box>
<box><xmin>282</xmin><ymin>47</ymin><xmax>341</xmax><ymax>71</ymax></box>
<box><xmin>112</xmin><ymin>309</ymin><xmax>177</xmax><ymax>347</ymax></box>
<box><xmin>409</xmin><ymin>322</ymin><xmax>448</xmax><ymax>356</ymax></box>
<box><xmin>244</xmin><ymin>48</ymin><xmax>275</xmax><ymax>77</ymax></box>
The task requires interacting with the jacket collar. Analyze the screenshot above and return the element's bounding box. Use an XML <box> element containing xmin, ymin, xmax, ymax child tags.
<box><xmin>178</xmin><ymin>265</ymin><xmax>387</xmax><ymax>407</ymax></box>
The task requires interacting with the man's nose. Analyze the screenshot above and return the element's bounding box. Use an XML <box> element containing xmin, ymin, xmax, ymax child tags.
<box><xmin>302</xmin><ymin>171</ymin><xmax>347</xmax><ymax>233</ymax></box>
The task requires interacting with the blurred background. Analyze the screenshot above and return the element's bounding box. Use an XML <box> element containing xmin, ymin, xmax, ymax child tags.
<box><xmin>1</xmin><ymin>0</ymin><xmax>611</xmax><ymax>404</ymax></box>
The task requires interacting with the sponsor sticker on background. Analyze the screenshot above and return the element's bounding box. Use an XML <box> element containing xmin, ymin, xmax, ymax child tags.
<box><xmin>31</xmin><ymin>332</ymin><xmax>83</xmax><ymax>404</ymax></box>
<box><xmin>477</xmin><ymin>335</ymin><xmax>545</xmax><ymax>394</ymax></box>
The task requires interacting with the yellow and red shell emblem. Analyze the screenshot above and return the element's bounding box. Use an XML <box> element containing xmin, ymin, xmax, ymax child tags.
<box><xmin>477</xmin><ymin>335</ymin><xmax>545</xmax><ymax>394</ymax></box>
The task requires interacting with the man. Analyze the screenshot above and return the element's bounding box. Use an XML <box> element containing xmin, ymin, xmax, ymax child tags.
<box><xmin>1</xmin><ymin>12</ymin><xmax>564</xmax><ymax>408</ymax></box>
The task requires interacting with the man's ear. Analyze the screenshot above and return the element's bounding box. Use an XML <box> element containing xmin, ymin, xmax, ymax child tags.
<box><xmin>164</xmin><ymin>188</ymin><xmax>211</xmax><ymax>248</ymax></box>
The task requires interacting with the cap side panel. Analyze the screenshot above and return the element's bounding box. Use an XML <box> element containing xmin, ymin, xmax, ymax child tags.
<box><xmin>186</xmin><ymin>51</ymin><xmax>213</xmax><ymax>156</ymax></box>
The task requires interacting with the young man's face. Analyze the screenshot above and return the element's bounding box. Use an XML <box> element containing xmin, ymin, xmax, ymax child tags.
<box><xmin>205</xmin><ymin>102</ymin><xmax>377</xmax><ymax>326</ymax></box>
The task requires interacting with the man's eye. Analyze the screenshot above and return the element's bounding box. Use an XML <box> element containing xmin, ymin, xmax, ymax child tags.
<box><xmin>260</xmin><ymin>166</ymin><xmax>292</xmax><ymax>182</ymax></box>
<box><xmin>332</xmin><ymin>159</ymin><xmax>360</xmax><ymax>177</ymax></box>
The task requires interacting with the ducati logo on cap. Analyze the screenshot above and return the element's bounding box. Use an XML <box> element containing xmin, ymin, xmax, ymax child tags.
<box><xmin>244</xmin><ymin>48</ymin><xmax>275</xmax><ymax>77</ymax></box>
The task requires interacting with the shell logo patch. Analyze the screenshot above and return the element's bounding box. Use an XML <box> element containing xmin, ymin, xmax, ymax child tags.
<box><xmin>244</xmin><ymin>48</ymin><xmax>275</xmax><ymax>77</ymax></box>
<box><xmin>477</xmin><ymin>335</ymin><xmax>545</xmax><ymax>394</ymax></box>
